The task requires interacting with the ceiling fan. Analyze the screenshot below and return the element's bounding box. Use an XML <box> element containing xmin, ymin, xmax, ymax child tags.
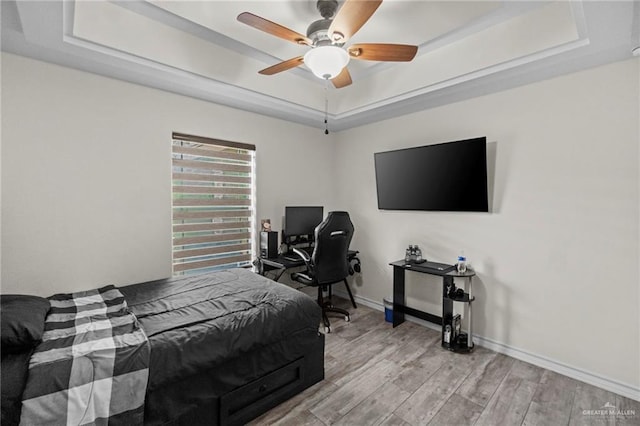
<box><xmin>237</xmin><ymin>0</ymin><xmax>418</xmax><ymax>89</ymax></box>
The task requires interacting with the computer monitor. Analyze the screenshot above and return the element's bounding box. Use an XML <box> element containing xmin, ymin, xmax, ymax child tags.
<box><xmin>283</xmin><ymin>206</ymin><xmax>324</xmax><ymax>241</ymax></box>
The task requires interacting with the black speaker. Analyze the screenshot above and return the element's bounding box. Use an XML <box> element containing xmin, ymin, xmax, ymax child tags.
<box><xmin>260</xmin><ymin>231</ymin><xmax>278</xmax><ymax>259</ymax></box>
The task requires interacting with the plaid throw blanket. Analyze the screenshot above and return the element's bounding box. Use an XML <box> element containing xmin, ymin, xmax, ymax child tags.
<box><xmin>20</xmin><ymin>285</ymin><xmax>150</xmax><ymax>426</ymax></box>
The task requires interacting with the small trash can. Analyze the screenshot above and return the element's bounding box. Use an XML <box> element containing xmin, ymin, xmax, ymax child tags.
<box><xmin>383</xmin><ymin>298</ymin><xmax>393</xmax><ymax>323</ymax></box>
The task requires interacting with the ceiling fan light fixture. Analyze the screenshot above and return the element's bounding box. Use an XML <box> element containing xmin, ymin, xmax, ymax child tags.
<box><xmin>304</xmin><ymin>45</ymin><xmax>350</xmax><ymax>80</ymax></box>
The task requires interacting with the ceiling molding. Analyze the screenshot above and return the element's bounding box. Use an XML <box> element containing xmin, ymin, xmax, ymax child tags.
<box><xmin>2</xmin><ymin>0</ymin><xmax>637</xmax><ymax>132</ymax></box>
<box><xmin>112</xmin><ymin>0</ymin><xmax>318</xmax><ymax>84</ymax></box>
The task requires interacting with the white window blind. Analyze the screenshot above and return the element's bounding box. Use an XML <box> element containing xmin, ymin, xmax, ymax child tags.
<box><xmin>172</xmin><ymin>132</ymin><xmax>255</xmax><ymax>275</ymax></box>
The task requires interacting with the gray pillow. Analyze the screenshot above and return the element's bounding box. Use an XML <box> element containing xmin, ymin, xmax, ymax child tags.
<box><xmin>1</xmin><ymin>295</ymin><xmax>50</xmax><ymax>353</ymax></box>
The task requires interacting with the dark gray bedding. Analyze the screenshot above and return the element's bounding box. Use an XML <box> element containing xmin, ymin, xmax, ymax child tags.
<box><xmin>2</xmin><ymin>269</ymin><xmax>324</xmax><ymax>426</ymax></box>
<box><xmin>1</xmin><ymin>349</ymin><xmax>33</xmax><ymax>426</ymax></box>
<box><xmin>120</xmin><ymin>268</ymin><xmax>324</xmax><ymax>424</ymax></box>
<box><xmin>121</xmin><ymin>268</ymin><xmax>320</xmax><ymax>389</ymax></box>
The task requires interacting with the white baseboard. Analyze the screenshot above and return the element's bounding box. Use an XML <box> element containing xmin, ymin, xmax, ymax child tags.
<box><xmin>334</xmin><ymin>290</ymin><xmax>640</xmax><ymax>402</ymax></box>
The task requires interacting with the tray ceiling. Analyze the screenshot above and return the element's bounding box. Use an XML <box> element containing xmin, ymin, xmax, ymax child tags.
<box><xmin>2</xmin><ymin>1</ymin><xmax>639</xmax><ymax>131</ymax></box>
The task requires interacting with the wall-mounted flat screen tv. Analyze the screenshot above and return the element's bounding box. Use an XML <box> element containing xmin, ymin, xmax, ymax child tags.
<box><xmin>374</xmin><ymin>137</ymin><xmax>489</xmax><ymax>212</ymax></box>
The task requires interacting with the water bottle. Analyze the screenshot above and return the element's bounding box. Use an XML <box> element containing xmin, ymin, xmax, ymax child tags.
<box><xmin>415</xmin><ymin>246</ymin><xmax>423</xmax><ymax>262</ymax></box>
<box><xmin>457</xmin><ymin>250</ymin><xmax>467</xmax><ymax>273</ymax></box>
<box><xmin>405</xmin><ymin>247</ymin><xmax>411</xmax><ymax>263</ymax></box>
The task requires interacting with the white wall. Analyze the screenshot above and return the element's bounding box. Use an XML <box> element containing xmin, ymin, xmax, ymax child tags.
<box><xmin>333</xmin><ymin>58</ymin><xmax>640</xmax><ymax>393</ymax></box>
<box><xmin>0</xmin><ymin>53</ymin><xmax>335</xmax><ymax>295</ymax></box>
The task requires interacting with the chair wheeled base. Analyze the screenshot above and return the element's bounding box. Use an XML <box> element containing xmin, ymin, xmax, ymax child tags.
<box><xmin>317</xmin><ymin>284</ymin><xmax>352</xmax><ymax>333</ymax></box>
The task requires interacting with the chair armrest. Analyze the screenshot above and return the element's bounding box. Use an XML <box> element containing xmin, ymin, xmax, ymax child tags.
<box><xmin>292</xmin><ymin>247</ymin><xmax>311</xmax><ymax>263</ymax></box>
<box><xmin>292</xmin><ymin>247</ymin><xmax>315</xmax><ymax>275</ymax></box>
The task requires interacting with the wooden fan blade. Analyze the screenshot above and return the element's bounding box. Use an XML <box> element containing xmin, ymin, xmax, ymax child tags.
<box><xmin>331</xmin><ymin>67</ymin><xmax>352</xmax><ymax>88</ymax></box>
<box><xmin>328</xmin><ymin>0</ymin><xmax>382</xmax><ymax>43</ymax></box>
<box><xmin>348</xmin><ymin>43</ymin><xmax>418</xmax><ymax>61</ymax></box>
<box><xmin>237</xmin><ymin>12</ymin><xmax>312</xmax><ymax>46</ymax></box>
<box><xmin>258</xmin><ymin>56</ymin><xmax>305</xmax><ymax>75</ymax></box>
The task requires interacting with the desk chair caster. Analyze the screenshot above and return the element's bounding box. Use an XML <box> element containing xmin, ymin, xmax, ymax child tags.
<box><xmin>321</xmin><ymin>310</ymin><xmax>350</xmax><ymax>334</ymax></box>
<box><xmin>321</xmin><ymin>316</ymin><xmax>331</xmax><ymax>334</ymax></box>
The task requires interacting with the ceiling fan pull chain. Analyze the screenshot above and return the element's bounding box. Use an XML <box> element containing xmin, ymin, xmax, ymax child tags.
<box><xmin>324</xmin><ymin>82</ymin><xmax>329</xmax><ymax>135</ymax></box>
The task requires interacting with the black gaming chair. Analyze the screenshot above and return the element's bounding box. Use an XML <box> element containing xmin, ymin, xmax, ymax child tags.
<box><xmin>291</xmin><ymin>211</ymin><xmax>357</xmax><ymax>333</ymax></box>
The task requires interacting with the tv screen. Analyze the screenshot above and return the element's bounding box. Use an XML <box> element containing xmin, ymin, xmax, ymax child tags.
<box><xmin>284</xmin><ymin>206</ymin><xmax>324</xmax><ymax>238</ymax></box>
<box><xmin>374</xmin><ymin>137</ymin><xmax>488</xmax><ymax>212</ymax></box>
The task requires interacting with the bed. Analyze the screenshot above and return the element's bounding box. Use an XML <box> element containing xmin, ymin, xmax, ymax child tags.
<box><xmin>1</xmin><ymin>268</ymin><xmax>325</xmax><ymax>426</ymax></box>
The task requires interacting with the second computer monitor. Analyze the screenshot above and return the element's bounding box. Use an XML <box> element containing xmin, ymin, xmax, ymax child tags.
<box><xmin>284</xmin><ymin>206</ymin><xmax>324</xmax><ymax>241</ymax></box>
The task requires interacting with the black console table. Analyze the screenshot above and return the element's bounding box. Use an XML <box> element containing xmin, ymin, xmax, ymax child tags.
<box><xmin>390</xmin><ymin>260</ymin><xmax>476</xmax><ymax>353</ymax></box>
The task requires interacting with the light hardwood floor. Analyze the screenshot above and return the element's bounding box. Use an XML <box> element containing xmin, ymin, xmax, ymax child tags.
<box><xmin>250</xmin><ymin>298</ymin><xmax>640</xmax><ymax>426</ymax></box>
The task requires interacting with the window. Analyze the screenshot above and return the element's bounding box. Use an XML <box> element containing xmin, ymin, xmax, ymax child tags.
<box><xmin>172</xmin><ymin>132</ymin><xmax>255</xmax><ymax>275</ymax></box>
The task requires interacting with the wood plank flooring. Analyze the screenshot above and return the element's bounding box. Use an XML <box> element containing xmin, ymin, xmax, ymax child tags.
<box><xmin>249</xmin><ymin>299</ymin><xmax>640</xmax><ymax>426</ymax></box>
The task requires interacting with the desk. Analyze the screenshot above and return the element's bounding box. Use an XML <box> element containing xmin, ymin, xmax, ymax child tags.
<box><xmin>256</xmin><ymin>255</ymin><xmax>304</xmax><ymax>282</ymax></box>
<box><xmin>257</xmin><ymin>250</ymin><xmax>360</xmax><ymax>282</ymax></box>
<box><xmin>390</xmin><ymin>260</ymin><xmax>476</xmax><ymax>353</ymax></box>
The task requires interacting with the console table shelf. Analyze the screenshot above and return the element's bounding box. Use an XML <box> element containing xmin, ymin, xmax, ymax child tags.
<box><xmin>443</xmin><ymin>294</ymin><xmax>475</xmax><ymax>303</ymax></box>
<box><xmin>389</xmin><ymin>260</ymin><xmax>476</xmax><ymax>354</ymax></box>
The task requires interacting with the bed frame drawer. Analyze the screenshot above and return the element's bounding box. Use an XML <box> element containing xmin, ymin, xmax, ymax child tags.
<box><xmin>219</xmin><ymin>357</ymin><xmax>306</xmax><ymax>425</ymax></box>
